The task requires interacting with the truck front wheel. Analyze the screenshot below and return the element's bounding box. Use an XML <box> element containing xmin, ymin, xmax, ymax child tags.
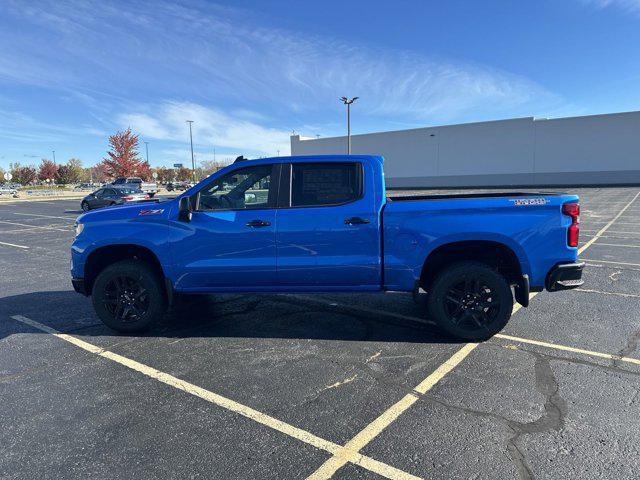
<box><xmin>92</xmin><ymin>259</ymin><xmax>167</xmax><ymax>333</ymax></box>
<box><xmin>427</xmin><ymin>261</ymin><xmax>513</xmax><ymax>341</ymax></box>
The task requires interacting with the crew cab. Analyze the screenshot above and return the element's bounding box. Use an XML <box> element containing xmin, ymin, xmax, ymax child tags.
<box><xmin>112</xmin><ymin>177</ymin><xmax>158</xmax><ymax>197</ymax></box>
<box><xmin>71</xmin><ymin>155</ymin><xmax>584</xmax><ymax>340</ymax></box>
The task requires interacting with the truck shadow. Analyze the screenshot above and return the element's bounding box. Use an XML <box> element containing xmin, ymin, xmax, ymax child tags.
<box><xmin>0</xmin><ymin>290</ymin><xmax>461</xmax><ymax>345</ymax></box>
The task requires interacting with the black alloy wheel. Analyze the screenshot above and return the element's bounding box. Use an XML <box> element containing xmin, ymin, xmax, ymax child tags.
<box><xmin>92</xmin><ymin>259</ymin><xmax>166</xmax><ymax>332</ymax></box>
<box><xmin>427</xmin><ymin>261</ymin><xmax>513</xmax><ymax>341</ymax></box>
<box><xmin>102</xmin><ymin>274</ymin><xmax>150</xmax><ymax>323</ymax></box>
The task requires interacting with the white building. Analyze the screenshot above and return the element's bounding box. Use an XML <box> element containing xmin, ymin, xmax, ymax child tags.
<box><xmin>290</xmin><ymin>110</ymin><xmax>640</xmax><ymax>188</ymax></box>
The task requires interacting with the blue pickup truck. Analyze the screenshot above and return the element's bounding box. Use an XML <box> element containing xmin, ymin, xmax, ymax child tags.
<box><xmin>71</xmin><ymin>155</ymin><xmax>584</xmax><ymax>340</ymax></box>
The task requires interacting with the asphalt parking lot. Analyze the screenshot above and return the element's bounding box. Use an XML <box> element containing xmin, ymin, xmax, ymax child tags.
<box><xmin>1</xmin><ymin>187</ymin><xmax>640</xmax><ymax>480</ymax></box>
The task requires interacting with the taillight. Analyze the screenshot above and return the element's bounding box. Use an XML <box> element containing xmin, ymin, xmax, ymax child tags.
<box><xmin>123</xmin><ymin>195</ymin><xmax>134</xmax><ymax>201</ymax></box>
<box><xmin>562</xmin><ymin>202</ymin><xmax>580</xmax><ymax>247</ymax></box>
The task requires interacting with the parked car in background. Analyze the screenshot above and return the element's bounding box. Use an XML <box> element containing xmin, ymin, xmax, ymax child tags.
<box><xmin>74</xmin><ymin>183</ymin><xmax>96</xmax><ymax>191</ymax></box>
<box><xmin>81</xmin><ymin>186</ymin><xmax>150</xmax><ymax>211</ymax></box>
<box><xmin>166</xmin><ymin>181</ymin><xmax>193</xmax><ymax>192</ymax></box>
<box><xmin>0</xmin><ymin>184</ymin><xmax>18</xmax><ymax>196</ymax></box>
<box><xmin>112</xmin><ymin>177</ymin><xmax>158</xmax><ymax>197</ymax></box>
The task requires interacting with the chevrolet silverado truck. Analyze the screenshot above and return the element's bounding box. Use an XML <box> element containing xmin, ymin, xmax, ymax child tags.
<box><xmin>71</xmin><ymin>155</ymin><xmax>584</xmax><ymax>340</ymax></box>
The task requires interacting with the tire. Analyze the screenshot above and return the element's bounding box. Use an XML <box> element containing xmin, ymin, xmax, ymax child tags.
<box><xmin>81</xmin><ymin>201</ymin><xmax>90</xmax><ymax>212</ymax></box>
<box><xmin>92</xmin><ymin>259</ymin><xmax>167</xmax><ymax>333</ymax></box>
<box><xmin>427</xmin><ymin>261</ymin><xmax>513</xmax><ymax>341</ymax></box>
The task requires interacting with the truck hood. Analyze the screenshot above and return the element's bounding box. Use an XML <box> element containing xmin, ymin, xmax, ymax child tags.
<box><xmin>77</xmin><ymin>200</ymin><xmax>174</xmax><ymax>224</ymax></box>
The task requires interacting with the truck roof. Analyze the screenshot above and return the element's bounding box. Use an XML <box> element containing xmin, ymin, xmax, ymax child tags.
<box><xmin>235</xmin><ymin>154</ymin><xmax>384</xmax><ymax>165</ymax></box>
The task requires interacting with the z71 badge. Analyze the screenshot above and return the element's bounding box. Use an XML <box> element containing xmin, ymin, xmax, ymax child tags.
<box><xmin>509</xmin><ymin>198</ymin><xmax>549</xmax><ymax>206</ymax></box>
<box><xmin>139</xmin><ymin>209</ymin><xmax>164</xmax><ymax>216</ymax></box>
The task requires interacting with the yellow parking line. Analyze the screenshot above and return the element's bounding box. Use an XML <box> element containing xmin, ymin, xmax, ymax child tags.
<box><xmin>304</xmin><ymin>298</ymin><xmax>531</xmax><ymax>480</ymax></box>
<box><xmin>9</xmin><ymin>315</ymin><xmax>420</xmax><ymax>480</ymax></box>
<box><xmin>307</xmin><ymin>190</ymin><xmax>640</xmax><ymax>479</ymax></box>
<box><xmin>494</xmin><ymin>333</ymin><xmax>640</xmax><ymax>366</ymax></box>
<box><xmin>578</xmin><ymin>191</ymin><xmax>640</xmax><ymax>254</ymax></box>
<box><xmin>307</xmin><ymin>342</ymin><xmax>479</xmax><ymax>480</ymax></box>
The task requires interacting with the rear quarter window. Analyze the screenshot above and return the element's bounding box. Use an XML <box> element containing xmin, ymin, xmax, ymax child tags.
<box><xmin>291</xmin><ymin>163</ymin><xmax>362</xmax><ymax>207</ymax></box>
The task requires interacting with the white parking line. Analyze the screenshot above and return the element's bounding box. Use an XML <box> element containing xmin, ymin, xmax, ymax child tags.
<box><xmin>0</xmin><ymin>220</ymin><xmax>70</xmax><ymax>232</ymax></box>
<box><xmin>13</xmin><ymin>212</ymin><xmax>76</xmax><ymax>221</ymax></box>
<box><xmin>584</xmin><ymin>259</ymin><xmax>640</xmax><ymax>267</ymax></box>
<box><xmin>581</xmin><ymin>230</ymin><xmax>640</xmax><ymax>236</ymax></box>
<box><xmin>9</xmin><ymin>314</ymin><xmax>421</xmax><ymax>480</ymax></box>
<box><xmin>593</xmin><ymin>243</ymin><xmax>640</xmax><ymax>249</ymax></box>
<box><xmin>0</xmin><ymin>241</ymin><xmax>29</xmax><ymax>249</ymax></box>
<box><xmin>574</xmin><ymin>288</ymin><xmax>640</xmax><ymax>299</ymax></box>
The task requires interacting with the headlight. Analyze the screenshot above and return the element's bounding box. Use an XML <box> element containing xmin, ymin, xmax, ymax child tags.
<box><xmin>74</xmin><ymin>222</ymin><xmax>84</xmax><ymax>237</ymax></box>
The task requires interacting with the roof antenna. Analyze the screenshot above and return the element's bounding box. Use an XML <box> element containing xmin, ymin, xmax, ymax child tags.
<box><xmin>234</xmin><ymin>155</ymin><xmax>246</xmax><ymax>163</ymax></box>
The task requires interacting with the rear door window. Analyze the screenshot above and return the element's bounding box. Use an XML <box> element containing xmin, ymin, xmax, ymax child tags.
<box><xmin>290</xmin><ymin>163</ymin><xmax>362</xmax><ymax>207</ymax></box>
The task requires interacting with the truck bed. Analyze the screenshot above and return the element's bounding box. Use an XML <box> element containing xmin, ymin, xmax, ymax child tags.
<box><xmin>387</xmin><ymin>191</ymin><xmax>564</xmax><ymax>201</ymax></box>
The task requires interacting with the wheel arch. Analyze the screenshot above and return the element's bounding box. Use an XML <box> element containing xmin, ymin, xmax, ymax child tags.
<box><xmin>84</xmin><ymin>244</ymin><xmax>166</xmax><ymax>296</ymax></box>
<box><xmin>420</xmin><ymin>240</ymin><xmax>523</xmax><ymax>291</ymax></box>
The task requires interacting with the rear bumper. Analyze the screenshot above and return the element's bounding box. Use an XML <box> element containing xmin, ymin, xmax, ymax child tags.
<box><xmin>545</xmin><ymin>262</ymin><xmax>585</xmax><ymax>291</ymax></box>
<box><xmin>72</xmin><ymin>278</ymin><xmax>88</xmax><ymax>296</ymax></box>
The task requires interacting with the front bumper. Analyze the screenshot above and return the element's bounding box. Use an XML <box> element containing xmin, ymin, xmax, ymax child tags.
<box><xmin>72</xmin><ymin>278</ymin><xmax>88</xmax><ymax>296</ymax></box>
<box><xmin>545</xmin><ymin>262</ymin><xmax>585</xmax><ymax>291</ymax></box>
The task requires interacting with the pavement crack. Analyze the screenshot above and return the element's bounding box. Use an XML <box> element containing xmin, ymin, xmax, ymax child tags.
<box><xmin>365</xmin><ymin>349</ymin><xmax>382</xmax><ymax>363</ymax></box>
<box><xmin>504</xmin><ymin>353</ymin><xmax>567</xmax><ymax>480</ymax></box>
<box><xmin>318</xmin><ymin>374</ymin><xmax>358</xmax><ymax>393</ymax></box>
<box><xmin>422</xmin><ymin>353</ymin><xmax>567</xmax><ymax>480</ymax></box>
<box><xmin>614</xmin><ymin>329</ymin><xmax>640</xmax><ymax>368</ymax></box>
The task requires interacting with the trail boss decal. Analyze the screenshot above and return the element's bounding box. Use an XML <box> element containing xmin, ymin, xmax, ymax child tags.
<box><xmin>139</xmin><ymin>209</ymin><xmax>164</xmax><ymax>216</ymax></box>
<box><xmin>509</xmin><ymin>198</ymin><xmax>550</xmax><ymax>206</ymax></box>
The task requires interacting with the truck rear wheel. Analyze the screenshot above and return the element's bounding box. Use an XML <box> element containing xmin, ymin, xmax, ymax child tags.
<box><xmin>92</xmin><ymin>259</ymin><xmax>166</xmax><ymax>333</ymax></box>
<box><xmin>427</xmin><ymin>261</ymin><xmax>513</xmax><ymax>341</ymax></box>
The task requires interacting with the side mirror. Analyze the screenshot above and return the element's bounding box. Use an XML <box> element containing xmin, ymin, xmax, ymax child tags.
<box><xmin>178</xmin><ymin>196</ymin><xmax>192</xmax><ymax>222</ymax></box>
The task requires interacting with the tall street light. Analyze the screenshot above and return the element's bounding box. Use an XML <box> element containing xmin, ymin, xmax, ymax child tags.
<box><xmin>340</xmin><ymin>96</ymin><xmax>358</xmax><ymax>154</ymax></box>
<box><xmin>144</xmin><ymin>141</ymin><xmax>149</xmax><ymax>164</ymax></box>
<box><xmin>52</xmin><ymin>150</ymin><xmax>56</xmax><ymax>164</ymax></box>
<box><xmin>186</xmin><ymin>120</ymin><xmax>196</xmax><ymax>182</ymax></box>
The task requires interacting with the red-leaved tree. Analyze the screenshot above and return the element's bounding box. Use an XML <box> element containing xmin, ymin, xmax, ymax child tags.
<box><xmin>99</xmin><ymin>128</ymin><xmax>151</xmax><ymax>179</ymax></box>
<box><xmin>91</xmin><ymin>163</ymin><xmax>111</xmax><ymax>183</ymax></box>
<box><xmin>38</xmin><ymin>158</ymin><xmax>59</xmax><ymax>182</ymax></box>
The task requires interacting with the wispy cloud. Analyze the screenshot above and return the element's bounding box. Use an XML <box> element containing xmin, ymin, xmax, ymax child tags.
<box><xmin>0</xmin><ymin>0</ymin><xmax>571</xmax><ymax>167</ymax></box>
<box><xmin>580</xmin><ymin>0</ymin><xmax>640</xmax><ymax>14</ymax></box>
<box><xmin>119</xmin><ymin>102</ymin><xmax>291</xmax><ymax>158</ymax></box>
<box><xmin>1</xmin><ymin>0</ymin><xmax>564</xmax><ymax>123</ymax></box>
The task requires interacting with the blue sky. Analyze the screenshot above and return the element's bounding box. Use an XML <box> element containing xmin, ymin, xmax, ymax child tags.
<box><xmin>1</xmin><ymin>0</ymin><xmax>639</xmax><ymax>170</ymax></box>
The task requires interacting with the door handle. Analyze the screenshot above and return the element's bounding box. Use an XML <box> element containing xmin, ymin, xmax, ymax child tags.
<box><xmin>246</xmin><ymin>219</ymin><xmax>271</xmax><ymax>227</ymax></box>
<box><xmin>344</xmin><ymin>217</ymin><xmax>370</xmax><ymax>225</ymax></box>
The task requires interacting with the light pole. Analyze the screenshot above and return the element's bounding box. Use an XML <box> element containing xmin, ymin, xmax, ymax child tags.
<box><xmin>186</xmin><ymin>120</ymin><xmax>196</xmax><ymax>182</ymax></box>
<box><xmin>340</xmin><ymin>97</ymin><xmax>358</xmax><ymax>154</ymax></box>
<box><xmin>144</xmin><ymin>142</ymin><xmax>149</xmax><ymax>164</ymax></box>
<box><xmin>52</xmin><ymin>150</ymin><xmax>56</xmax><ymax>164</ymax></box>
